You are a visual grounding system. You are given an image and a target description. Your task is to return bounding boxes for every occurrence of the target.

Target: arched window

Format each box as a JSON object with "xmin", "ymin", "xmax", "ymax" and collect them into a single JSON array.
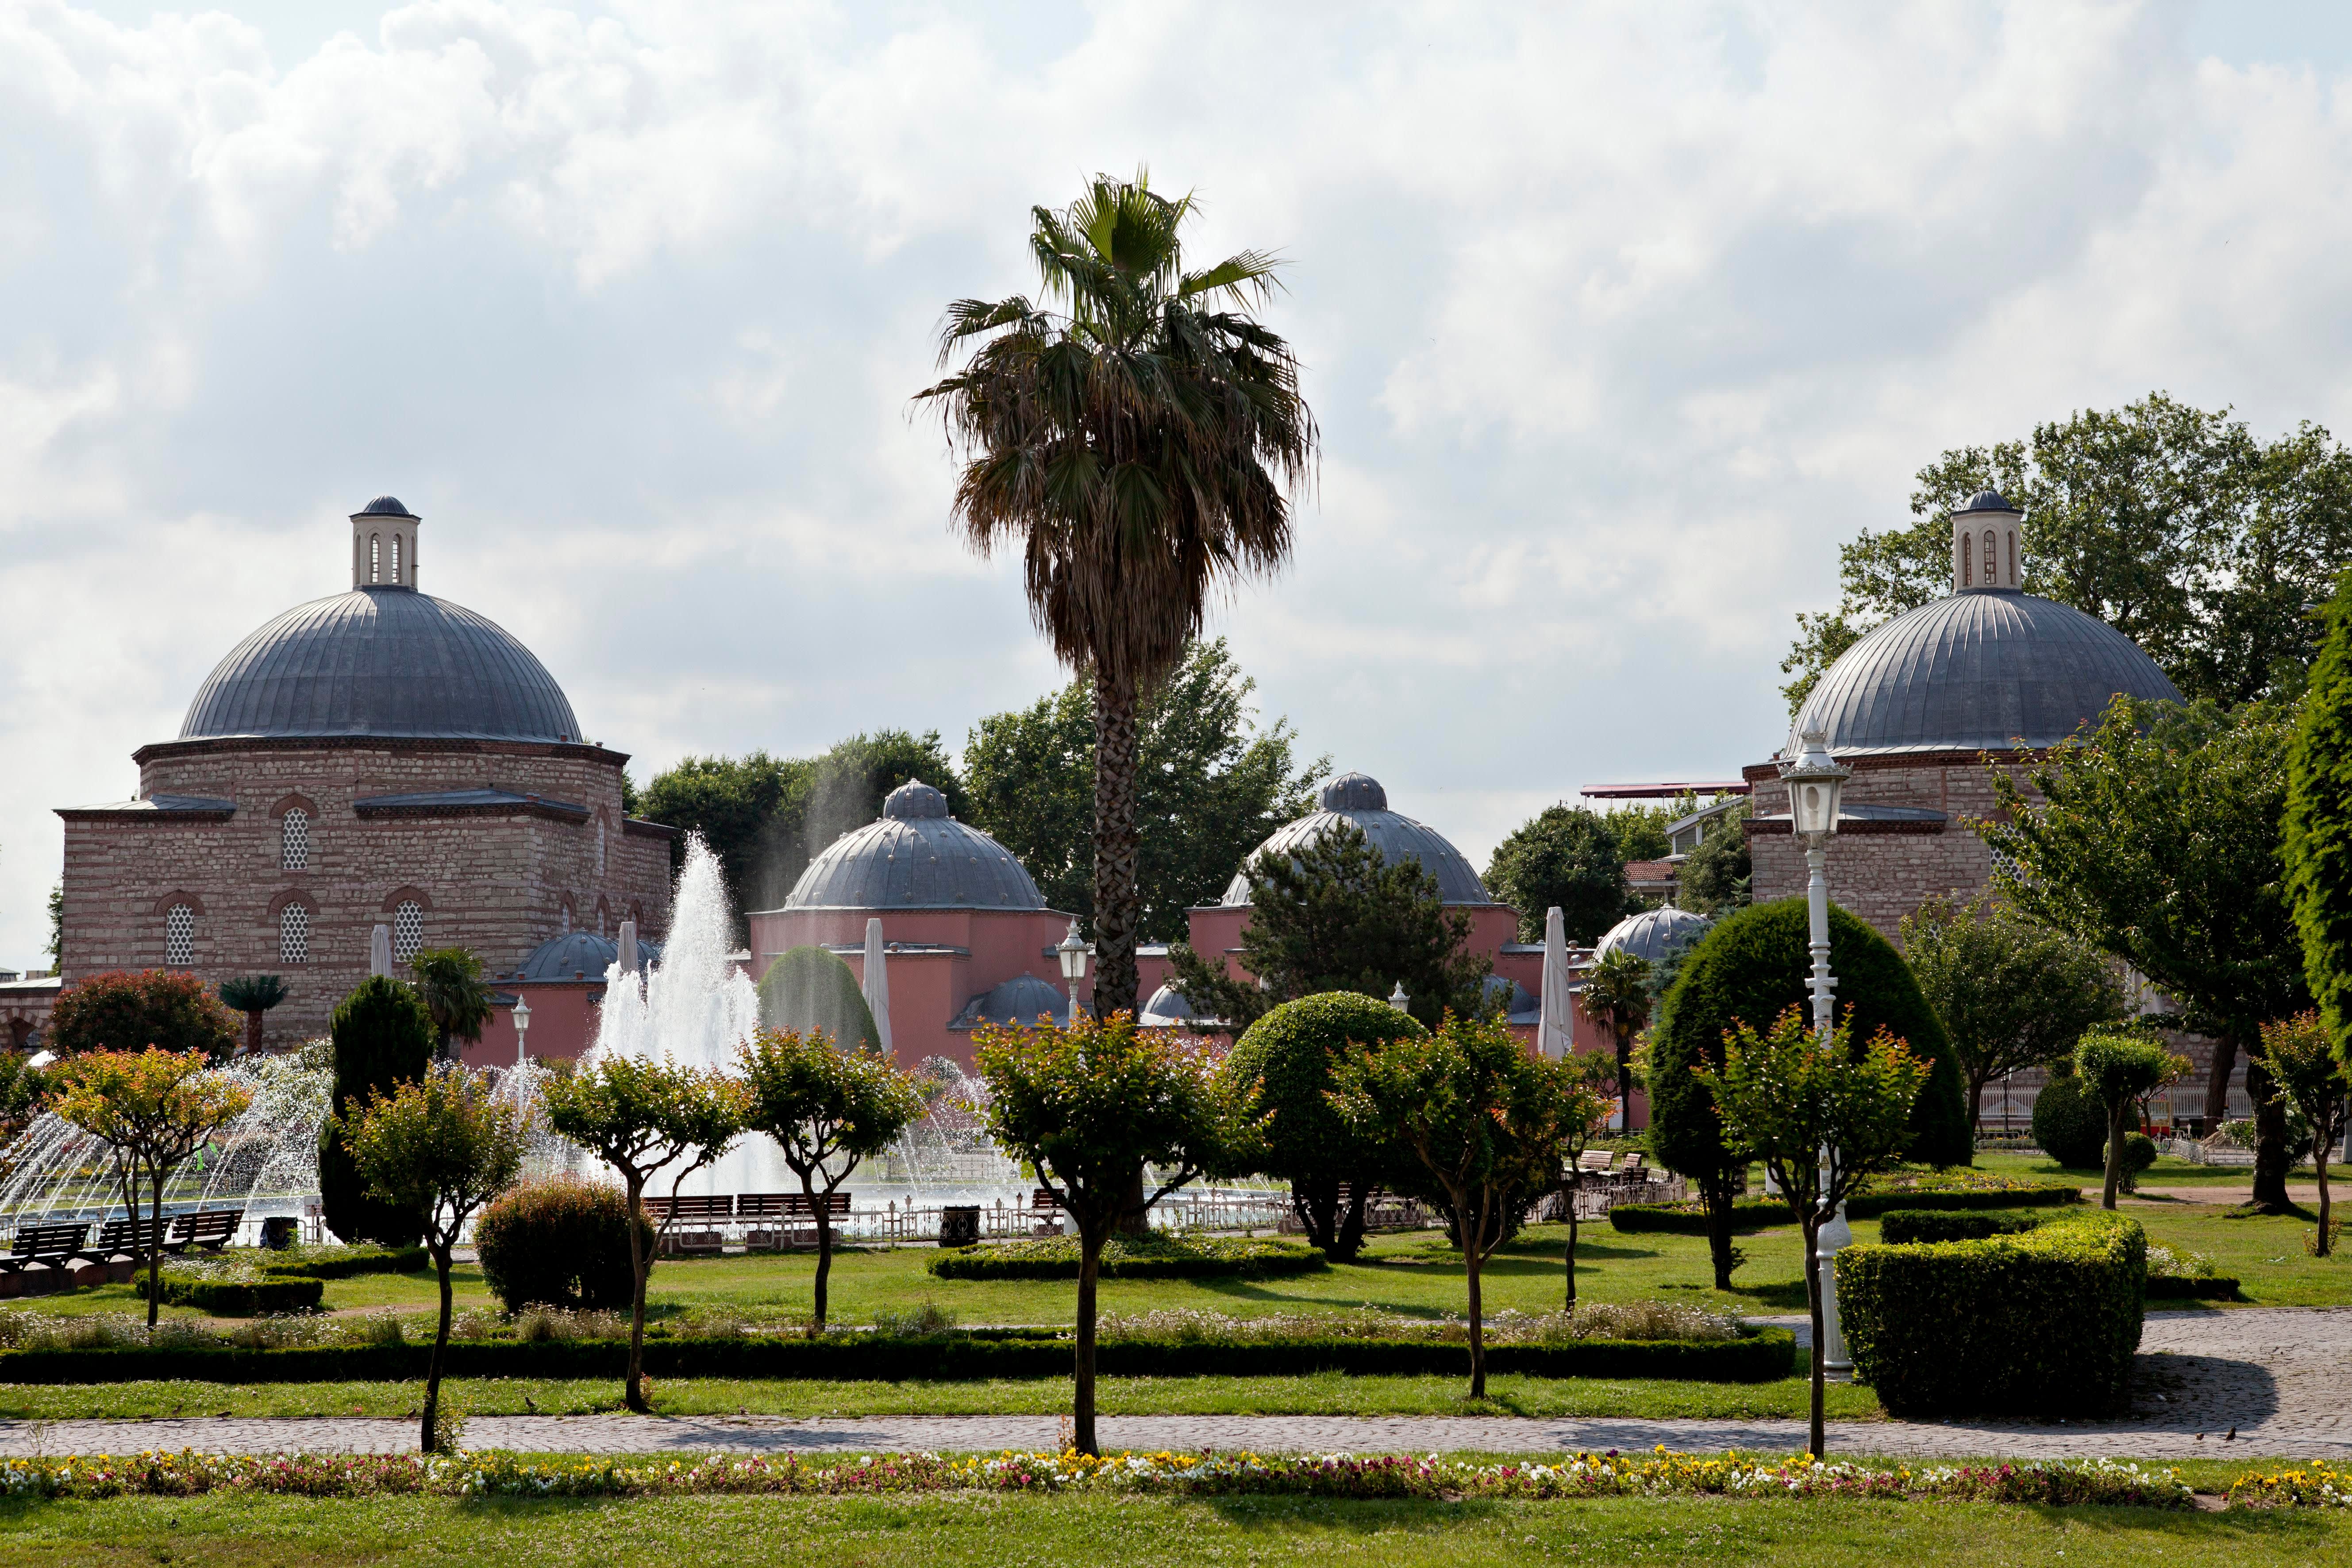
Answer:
[
  {"xmin": 165, "ymin": 904, "xmax": 195, "ymax": 967},
  {"xmin": 2007, "ymin": 530, "xmax": 2017, "ymax": 585},
  {"xmin": 393, "ymin": 900, "xmax": 423, "ymax": 961},
  {"xmin": 370, "ymin": 534, "xmax": 381, "ymax": 583},
  {"xmin": 281, "ymin": 808, "xmax": 310, "ymax": 871},
  {"xmin": 597, "ymin": 819, "xmax": 607, "ymax": 875},
  {"xmin": 1982, "ymin": 530, "xmax": 1996, "ymax": 582},
  {"xmin": 279, "ymin": 904, "xmax": 310, "ymax": 964},
  {"xmin": 561, "ymin": 902, "xmax": 573, "ymax": 935},
  {"xmin": 390, "ymin": 534, "xmax": 401, "ymax": 583},
  {"xmin": 1961, "ymin": 537, "xmax": 1972, "ymax": 586}
]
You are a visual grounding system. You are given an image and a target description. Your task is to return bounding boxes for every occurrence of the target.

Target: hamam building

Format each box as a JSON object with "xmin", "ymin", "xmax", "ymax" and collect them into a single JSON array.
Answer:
[{"xmin": 52, "ymin": 498, "xmax": 677, "ymax": 1047}]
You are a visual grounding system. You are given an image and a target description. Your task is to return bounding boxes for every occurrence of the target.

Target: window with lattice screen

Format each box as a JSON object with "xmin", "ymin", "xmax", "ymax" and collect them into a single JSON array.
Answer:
[
  {"xmin": 281, "ymin": 809, "xmax": 310, "ymax": 871},
  {"xmin": 393, "ymin": 900, "xmax": 423, "ymax": 961},
  {"xmin": 279, "ymin": 905, "xmax": 310, "ymax": 964},
  {"xmin": 165, "ymin": 904, "xmax": 194, "ymax": 966}
]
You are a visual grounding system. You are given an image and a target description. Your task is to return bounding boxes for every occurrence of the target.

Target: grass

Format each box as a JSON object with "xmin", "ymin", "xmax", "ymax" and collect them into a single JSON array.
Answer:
[
  {"xmin": 0, "ymin": 1493, "xmax": 2342, "ymax": 1567},
  {"xmin": 0, "ymin": 1370, "xmax": 1883, "ymax": 1422},
  {"xmin": 1968, "ymin": 1149, "xmax": 2329, "ymax": 1189}
]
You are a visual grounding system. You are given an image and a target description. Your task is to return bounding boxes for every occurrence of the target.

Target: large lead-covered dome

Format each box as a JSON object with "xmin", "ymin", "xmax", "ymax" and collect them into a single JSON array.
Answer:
[
  {"xmin": 180, "ymin": 588, "xmax": 581, "ymax": 743},
  {"xmin": 781, "ymin": 778, "xmax": 1045, "ymax": 911},
  {"xmin": 1222, "ymin": 771, "xmax": 1494, "ymax": 906},
  {"xmin": 1794, "ymin": 590, "xmax": 2182, "ymax": 757}
]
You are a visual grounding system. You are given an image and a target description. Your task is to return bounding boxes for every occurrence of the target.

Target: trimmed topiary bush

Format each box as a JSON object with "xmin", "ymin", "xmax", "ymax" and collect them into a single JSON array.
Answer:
[
  {"xmin": 756, "ymin": 947, "xmax": 882, "ymax": 1052},
  {"xmin": 1834, "ymin": 1208, "xmax": 2146, "ymax": 1418},
  {"xmin": 136, "ymin": 1271, "xmax": 325, "ymax": 1317},
  {"xmin": 474, "ymin": 1177, "xmax": 649, "ymax": 1313},
  {"xmin": 928, "ymin": 1234, "xmax": 1325, "ymax": 1281},
  {"xmin": 1876, "ymin": 1208, "xmax": 2045, "ymax": 1244},
  {"xmin": 2112, "ymin": 1130, "xmax": 2159, "ymax": 1174},
  {"xmin": 318, "ymin": 977, "xmax": 434, "ymax": 1247},
  {"xmin": 2030, "ymin": 1067, "xmax": 2108, "ymax": 1169}
]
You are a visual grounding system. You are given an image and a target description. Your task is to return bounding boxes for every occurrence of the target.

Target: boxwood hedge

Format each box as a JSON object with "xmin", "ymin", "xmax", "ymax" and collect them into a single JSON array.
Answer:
[
  {"xmin": 928, "ymin": 1236, "xmax": 1327, "ymax": 1281},
  {"xmin": 1834, "ymin": 1208, "xmax": 2145, "ymax": 1418},
  {"xmin": 134, "ymin": 1273, "xmax": 326, "ymax": 1317},
  {"xmin": 1876, "ymin": 1208, "xmax": 2044, "ymax": 1244}
]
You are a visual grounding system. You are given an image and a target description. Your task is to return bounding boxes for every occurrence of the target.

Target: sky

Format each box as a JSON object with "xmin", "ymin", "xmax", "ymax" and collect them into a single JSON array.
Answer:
[{"xmin": 7, "ymin": 0, "xmax": 2352, "ymax": 967}]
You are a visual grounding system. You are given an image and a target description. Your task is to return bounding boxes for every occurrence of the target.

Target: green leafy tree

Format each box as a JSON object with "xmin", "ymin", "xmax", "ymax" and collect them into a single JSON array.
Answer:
[
  {"xmin": 1605, "ymin": 806, "xmax": 1675, "ymax": 865},
  {"xmin": 0, "ymin": 1052, "xmax": 48, "ymax": 1146},
  {"xmin": 318, "ymin": 977, "xmax": 435, "ymax": 1247},
  {"xmin": 737, "ymin": 1027, "xmax": 925, "ymax": 1332},
  {"xmin": 1582, "ymin": 947, "xmax": 1653, "ymax": 1135},
  {"xmin": 964, "ymin": 639, "xmax": 1326, "ymax": 940},
  {"xmin": 1782, "ymin": 395, "xmax": 2352, "ymax": 710},
  {"xmin": 1327, "ymin": 1012, "xmax": 1568, "ymax": 1398},
  {"xmin": 1483, "ymin": 806, "xmax": 1632, "ymax": 944},
  {"xmin": 1698, "ymin": 1006, "xmax": 1929, "ymax": 1458},
  {"xmin": 47, "ymin": 971, "xmax": 238, "ymax": 1063},
  {"xmin": 2072, "ymin": 1030, "xmax": 2190, "ymax": 1210},
  {"xmin": 1166, "ymin": 819, "xmax": 1488, "ymax": 1032},
  {"xmin": 1988, "ymin": 696, "xmax": 2310, "ymax": 1210},
  {"xmin": 755, "ymin": 947, "xmax": 882, "ymax": 1053},
  {"xmin": 408, "ymin": 948, "xmax": 493, "ymax": 1062},
  {"xmin": 52, "ymin": 1048, "xmax": 252, "ymax": 1327},
  {"xmin": 1899, "ymin": 896, "xmax": 2126, "ymax": 1128},
  {"xmin": 1549, "ymin": 1049, "xmax": 1616, "ymax": 1311},
  {"xmin": 339, "ymin": 1063, "xmax": 525, "ymax": 1452},
  {"xmin": 1678, "ymin": 803, "xmax": 1752, "ymax": 917},
  {"xmin": 2258, "ymin": 1012, "xmax": 2348, "ymax": 1252},
  {"xmin": 972, "ymin": 1011, "xmax": 1230, "ymax": 1454},
  {"xmin": 540, "ymin": 1056, "xmax": 749, "ymax": 1412},
  {"xmin": 2285, "ymin": 570, "xmax": 2352, "ymax": 1082},
  {"xmin": 216, "ymin": 975, "xmax": 288, "ymax": 1057},
  {"xmin": 2029, "ymin": 1059, "xmax": 2110, "ymax": 1169},
  {"xmin": 1214, "ymin": 991, "xmax": 1422, "ymax": 1262},
  {"xmin": 1650, "ymin": 898, "xmax": 1970, "ymax": 1288},
  {"xmin": 917, "ymin": 171, "xmax": 1317, "ymax": 1021}
]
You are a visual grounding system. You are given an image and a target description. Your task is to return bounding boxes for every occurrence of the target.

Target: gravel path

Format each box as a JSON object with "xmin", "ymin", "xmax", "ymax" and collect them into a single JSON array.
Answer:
[{"xmin": 2, "ymin": 1307, "xmax": 2344, "ymax": 1462}]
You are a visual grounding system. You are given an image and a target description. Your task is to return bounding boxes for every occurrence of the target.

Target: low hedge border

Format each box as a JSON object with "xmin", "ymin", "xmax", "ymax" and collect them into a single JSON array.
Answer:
[
  {"xmin": 928, "ymin": 1239, "xmax": 1327, "ymax": 1281},
  {"xmin": 1610, "ymin": 1182, "xmax": 2081, "ymax": 1234},
  {"xmin": 1834, "ymin": 1209, "xmax": 2144, "ymax": 1419},
  {"xmin": 133, "ymin": 1275, "xmax": 325, "ymax": 1317},
  {"xmin": 1607, "ymin": 1199, "xmax": 1786, "ymax": 1235},
  {"xmin": 1876, "ymin": 1209, "xmax": 2046, "ymax": 1244},
  {"xmin": 2147, "ymin": 1275, "xmax": 2242, "ymax": 1300},
  {"xmin": 0, "ymin": 1326, "xmax": 1795, "ymax": 1386},
  {"xmin": 254, "ymin": 1245, "xmax": 426, "ymax": 1281}
]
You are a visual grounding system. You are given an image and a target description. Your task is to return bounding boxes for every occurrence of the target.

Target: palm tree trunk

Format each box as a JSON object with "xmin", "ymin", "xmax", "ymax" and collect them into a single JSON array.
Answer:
[{"xmin": 1091, "ymin": 667, "xmax": 1141, "ymax": 1020}]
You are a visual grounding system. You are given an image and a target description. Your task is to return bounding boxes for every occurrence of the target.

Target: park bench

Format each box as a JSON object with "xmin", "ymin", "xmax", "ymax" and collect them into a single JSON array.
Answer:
[
  {"xmin": 1030, "ymin": 1188, "xmax": 1068, "ymax": 1237},
  {"xmin": 86, "ymin": 1216, "xmax": 169, "ymax": 1282},
  {"xmin": 738, "ymin": 1192, "xmax": 850, "ymax": 1250},
  {"xmin": 648, "ymin": 1194, "xmax": 732, "ymax": 1256},
  {"xmin": 166, "ymin": 1209, "xmax": 241, "ymax": 1252},
  {"xmin": 0, "ymin": 1221, "xmax": 95, "ymax": 1296}
]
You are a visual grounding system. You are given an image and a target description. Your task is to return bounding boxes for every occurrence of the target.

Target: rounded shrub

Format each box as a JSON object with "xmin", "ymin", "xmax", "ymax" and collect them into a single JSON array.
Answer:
[
  {"xmin": 1650, "ymin": 897, "xmax": 1972, "ymax": 1184},
  {"xmin": 475, "ymin": 1177, "xmax": 651, "ymax": 1313},
  {"xmin": 318, "ymin": 976, "xmax": 434, "ymax": 1246},
  {"xmin": 757, "ymin": 946, "xmax": 882, "ymax": 1052},
  {"xmin": 2112, "ymin": 1130, "xmax": 2159, "ymax": 1174},
  {"xmin": 2030, "ymin": 1070, "xmax": 2108, "ymax": 1169}
]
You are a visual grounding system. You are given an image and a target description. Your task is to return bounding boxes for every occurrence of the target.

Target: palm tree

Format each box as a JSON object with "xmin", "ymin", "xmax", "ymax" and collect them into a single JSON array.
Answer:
[
  {"xmin": 1582, "ymin": 948, "xmax": 1654, "ymax": 1133},
  {"xmin": 217, "ymin": 975, "xmax": 288, "ymax": 1056},
  {"xmin": 916, "ymin": 172, "xmax": 1317, "ymax": 1017},
  {"xmin": 408, "ymin": 948, "xmax": 494, "ymax": 1062}
]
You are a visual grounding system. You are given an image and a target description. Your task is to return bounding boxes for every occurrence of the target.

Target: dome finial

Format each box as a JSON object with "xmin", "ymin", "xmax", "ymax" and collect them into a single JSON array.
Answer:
[{"xmin": 351, "ymin": 496, "xmax": 421, "ymax": 591}]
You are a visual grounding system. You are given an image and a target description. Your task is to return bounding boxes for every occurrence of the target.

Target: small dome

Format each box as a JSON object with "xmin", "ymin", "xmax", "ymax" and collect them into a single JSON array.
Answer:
[
  {"xmin": 957, "ymin": 972, "xmax": 1067, "ymax": 1029},
  {"xmin": 1596, "ymin": 905, "xmax": 1712, "ymax": 966},
  {"xmin": 1480, "ymin": 974, "xmax": 1540, "ymax": 1025},
  {"xmin": 1223, "ymin": 771, "xmax": 1492, "ymax": 906},
  {"xmin": 180, "ymin": 589, "xmax": 581, "ymax": 743},
  {"xmin": 354, "ymin": 495, "xmax": 419, "ymax": 520},
  {"xmin": 1140, "ymin": 984, "xmax": 1195, "ymax": 1026},
  {"xmin": 513, "ymin": 930, "xmax": 663, "ymax": 981},
  {"xmin": 883, "ymin": 779, "xmax": 951, "ymax": 820},
  {"xmin": 1957, "ymin": 489, "xmax": 2020, "ymax": 515}
]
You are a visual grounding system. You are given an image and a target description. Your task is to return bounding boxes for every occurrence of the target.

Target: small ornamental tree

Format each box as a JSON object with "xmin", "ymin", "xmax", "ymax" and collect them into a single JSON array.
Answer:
[
  {"xmin": 1582, "ymin": 947, "xmax": 1653, "ymax": 1133},
  {"xmin": 738, "ymin": 1027, "xmax": 924, "ymax": 1332},
  {"xmin": 319, "ymin": 977, "xmax": 435, "ymax": 1246},
  {"xmin": 340, "ymin": 1063, "xmax": 525, "ymax": 1452},
  {"xmin": 1697, "ymin": 1006, "xmax": 1928, "ymax": 1459},
  {"xmin": 51, "ymin": 1048, "xmax": 253, "ymax": 1327},
  {"xmin": 1327, "ymin": 1012, "xmax": 1568, "ymax": 1398},
  {"xmin": 540, "ymin": 1055, "xmax": 749, "ymax": 1412},
  {"xmin": 216, "ymin": 975, "xmax": 288, "ymax": 1057},
  {"xmin": 973, "ymin": 1012, "xmax": 1232, "ymax": 1455},
  {"xmin": 48, "ymin": 971, "xmax": 239, "ymax": 1063},
  {"xmin": 755, "ymin": 947, "xmax": 884, "ymax": 1053},
  {"xmin": 1215, "ymin": 991, "xmax": 1421, "ymax": 1262},
  {"xmin": 409, "ymin": 948, "xmax": 494, "ymax": 1062},
  {"xmin": 2259, "ymin": 1012, "xmax": 2349, "ymax": 1252},
  {"xmin": 0, "ymin": 1052, "xmax": 50, "ymax": 1145},
  {"xmin": 1550, "ymin": 1049, "xmax": 1616, "ymax": 1310},
  {"xmin": 2073, "ymin": 1030, "xmax": 2190, "ymax": 1210}
]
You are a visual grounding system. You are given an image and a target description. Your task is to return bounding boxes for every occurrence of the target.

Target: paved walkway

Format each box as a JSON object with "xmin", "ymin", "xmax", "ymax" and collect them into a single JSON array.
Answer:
[{"xmin": 2, "ymin": 1309, "xmax": 2344, "ymax": 1462}]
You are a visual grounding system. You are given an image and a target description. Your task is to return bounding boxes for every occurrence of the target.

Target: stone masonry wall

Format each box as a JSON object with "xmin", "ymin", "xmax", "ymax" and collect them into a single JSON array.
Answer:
[{"xmin": 59, "ymin": 738, "xmax": 671, "ymax": 1048}]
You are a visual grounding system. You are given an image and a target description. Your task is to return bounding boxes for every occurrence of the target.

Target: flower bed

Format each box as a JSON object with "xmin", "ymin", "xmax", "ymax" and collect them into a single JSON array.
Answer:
[
  {"xmin": 928, "ymin": 1234, "xmax": 1325, "ymax": 1281},
  {"xmin": 0, "ymin": 1447, "xmax": 2194, "ymax": 1508},
  {"xmin": 2228, "ymin": 1462, "xmax": 2352, "ymax": 1509}
]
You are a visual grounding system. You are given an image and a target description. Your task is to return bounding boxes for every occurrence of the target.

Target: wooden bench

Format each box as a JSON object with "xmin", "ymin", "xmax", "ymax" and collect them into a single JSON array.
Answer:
[
  {"xmin": 1, "ymin": 1222, "xmax": 94, "ymax": 1296},
  {"xmin": 87, "ymin": 1217, "xmax": 168, "ymax": 1282},
  {"xmin": 167, "ymin": 1209, "xmax": 242, "ymax": 1252},
  {"xmin": 737, "ymin": 1192, "xmax": 850, "ymax": 1219},
  {"xmin": 648, "ymin": 1193, "xmax": 732, "ymax": 1256},
  {"xmin": 1030, "ymin": 1188, "xmax": 1068, "ymax": 1237}
]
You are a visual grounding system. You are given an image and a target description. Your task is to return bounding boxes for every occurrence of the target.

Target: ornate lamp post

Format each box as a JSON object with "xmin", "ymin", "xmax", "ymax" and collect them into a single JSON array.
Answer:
[
  {"xmin": 1388, "ymin": 981, "xmax": 1410, "ymax": 1013},
  {"xmin": 1057, "ymin": 921, "xmax": 1089, "ymax": 1028},
  {"xmin": 1778, "ymin": 725, "xmax": 1855, "ymax": 1377},
  {"xmin": 511, "ymin": 997, "xmax": 531, "ymax": 1068}
]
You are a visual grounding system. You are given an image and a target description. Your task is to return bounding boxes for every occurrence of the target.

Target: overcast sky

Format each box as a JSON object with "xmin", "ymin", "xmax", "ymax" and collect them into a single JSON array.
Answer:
[{"xmin": 6, "ymin": 0, "xmax": 2352, "ymax": 967}]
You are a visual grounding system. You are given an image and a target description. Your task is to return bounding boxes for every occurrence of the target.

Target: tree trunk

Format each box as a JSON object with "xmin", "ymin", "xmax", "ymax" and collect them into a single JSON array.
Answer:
[
  {"xmin": 1466, "ymin": 1188, "xmax": 1490, "ymax": 1400},
  {"xmin": 244, "ymin": 1009, "xmax": 264, "ymax": 1057},
  {"xmin": 423, "ymin": 1241, "xmax": 454, "ymax": 1453},
  {"xmin": 2102, "ymin": 1098, "xmax": 2126, "ymax": 1210},
  {"xmin": 1563, "ymin": 1175, "xmax": 1581, "ymax": 1312},
  {"xmin": 2247, "ymin": 1056, "xmax": 2294, "ymax": 1213},
  {"xmin": 1290, "ymin": 1178, "xmax": 1368, "ymax": 1262},
  {"xmin": 1091, "ymin": 667, "xmax": 1141, "ymax": 1020},
  {"xmin": 1699, "ymin": 1171, "xmax": 1738, "ymax": 1290},
  {"xmin": 1615, "ymin": 1027, "xmax": 1633, "ymax": 1134},
  {"xmin": 2203, "ymin": 1032, "xmax": 2239, "ymax": 1126},
  {"xmin": 1802, "ymin": 1211, "xmax": 1825, "ymax": 1460},
  {"xmin": 1966, "ymin": 1072, "xmax": 1988, "ymax": 1138},
  {"xmin": 143, "ymin": 1160, "xmax": 164, "ymax": 1331},
  {"xmin": 812, "ymin": 1192, "xmax": 835, "ymax": 1336},
  {"xmin": 1335, "ymin": 1184, "xmax": 1371, "ymax": 1263},
  {"xmin": 1073, "ymin": 1224, "xmax": 1103, "ymax": 1456},
  {"xmin": 2317, "ymin": 1126, "xmax": 2334, "ymax": 1258},
  {"xmin": 624, "ymin": 1174, "xmax": 651, "ymax": 1413},
  {"xmin": 1117, "ymin": 1169, "xmax": 1151, "ymax": 1239}
]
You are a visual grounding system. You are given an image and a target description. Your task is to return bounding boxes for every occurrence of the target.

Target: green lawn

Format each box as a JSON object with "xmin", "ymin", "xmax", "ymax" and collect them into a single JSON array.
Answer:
[
  {"xmin": 0, "ymin": 1493, "xmax": 2342, "ymax": 1568},
  {"xmin": 1968, "ymin": 1149, "xmax": 2330, "ymax": 1189}
]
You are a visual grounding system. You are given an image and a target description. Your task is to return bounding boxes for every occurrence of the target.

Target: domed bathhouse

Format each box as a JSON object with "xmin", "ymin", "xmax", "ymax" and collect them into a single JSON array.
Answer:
[
  {"xmin": 52, "ymin": 498, "xmax": 678, "ymax": 1051},
  {"xmin": 1745, "ymin": 490, "xmax": 2183, "ymax": 939}
]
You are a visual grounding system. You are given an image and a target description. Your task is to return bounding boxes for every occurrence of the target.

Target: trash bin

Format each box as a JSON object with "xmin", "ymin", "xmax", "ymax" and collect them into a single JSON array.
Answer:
[
  {"xmin": 939, "ymin": 1206, "xmax": 981, "ymax": 1247},
  {"xmin": 261, "ymin": 1216, "xmax": 298, "ymax": 1251}
]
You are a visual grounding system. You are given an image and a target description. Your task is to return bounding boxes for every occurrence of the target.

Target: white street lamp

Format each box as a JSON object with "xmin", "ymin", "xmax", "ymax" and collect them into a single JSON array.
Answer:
[
  {"xmin": 1056, "ymin": 920, "xmax": 1089, "ymax": 1028},
  {"xmin": 1777, "ymin": 724, "xmax": 1855, "ymax": 1378},
  {"xmin": 511, "ymin": 997, "xmax": 531, "ymax": 1068}
]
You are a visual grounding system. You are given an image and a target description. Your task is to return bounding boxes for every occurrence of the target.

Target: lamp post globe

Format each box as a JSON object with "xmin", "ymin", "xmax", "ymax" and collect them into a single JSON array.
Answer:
[
  {"xmin": 1057, "ymin": 920, "xmax": 1089, "ymax": 1028},
  {"xmin": 511, "ymin": 997, "xmax": 531, "ymax": 1068}
]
